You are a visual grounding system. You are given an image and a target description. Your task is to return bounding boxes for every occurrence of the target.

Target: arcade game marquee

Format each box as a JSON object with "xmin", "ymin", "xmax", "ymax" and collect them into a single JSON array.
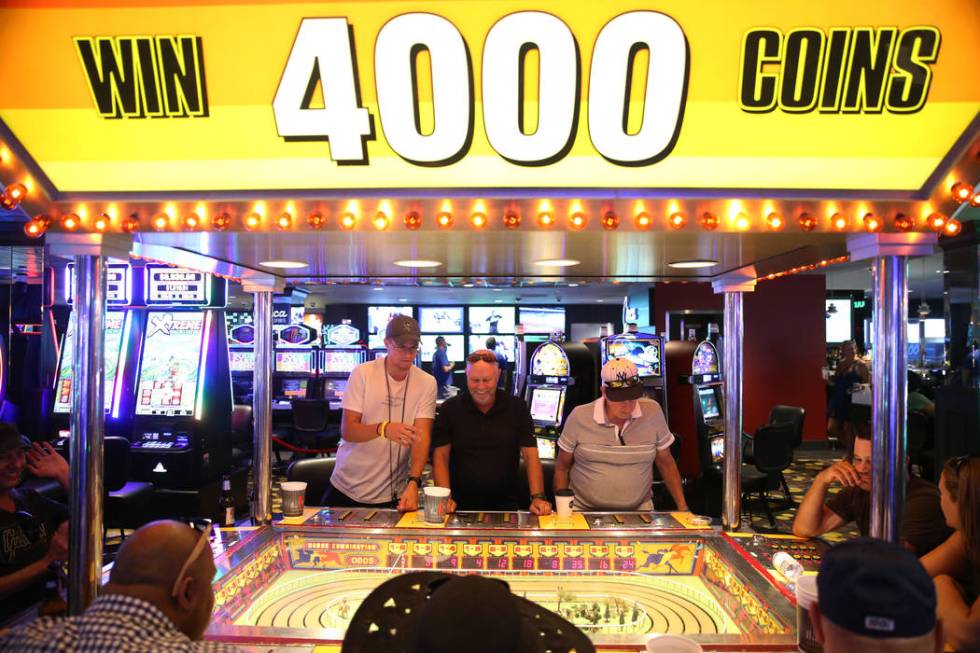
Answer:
[{"xmin": 203, "ymin": 512, "xmax": 808, "ymax": 651}]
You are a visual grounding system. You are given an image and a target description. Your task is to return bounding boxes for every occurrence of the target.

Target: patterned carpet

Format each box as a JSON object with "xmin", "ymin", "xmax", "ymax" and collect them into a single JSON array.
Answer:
[{"xmin": 745, "ymin": 456, "xmax": 860, "ymax": 543}]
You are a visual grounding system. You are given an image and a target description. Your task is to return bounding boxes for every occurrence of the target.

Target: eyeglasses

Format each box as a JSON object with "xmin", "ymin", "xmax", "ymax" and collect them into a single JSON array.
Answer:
[
  {"xmin": 170, "ymin": 518, "xmax": 212, "ymax": 599},
  {"xmin": 603, "ymin": 376, "xmax": 642, "ymax": 389},
  {"xmin": 951, "ymin": 454, "xmax": 980, "ymax": 476},
  {"xmin": 390, "ymin": 342, "xmax": 420, "ymax": 354},
  {"xmin": 466, "ymin": 351, "xmax": 498, "ymax": 364}
]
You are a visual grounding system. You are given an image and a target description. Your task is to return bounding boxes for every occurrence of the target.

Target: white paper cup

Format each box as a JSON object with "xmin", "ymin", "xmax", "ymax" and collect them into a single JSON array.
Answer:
[
  {"xmin": 280, "ymin": 481, "xmax": 307, "ymax": 517},
  {"xmin": 645, "ymin": 634, "xmax": 702, "ymax": 652},
  {"xmin": 423, "ymin": 486, "xmax": 451, "ymax": 523},
  {"xmin": 795, "ymin": 574, "xmax": 822, "ymax": 652},
  {"xmin": 555, "ymin": 489, "xmax": 574, "ymax": 518}
]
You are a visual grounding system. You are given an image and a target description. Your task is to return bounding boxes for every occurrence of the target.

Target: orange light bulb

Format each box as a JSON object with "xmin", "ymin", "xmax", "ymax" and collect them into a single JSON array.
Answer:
[
  {"xmin": 668, "ymin": 212, "xmax": 687, "ymax": 230},
  {"xmin": 569, "ymin": 212, "xmax": 587, "ymax": 230},
  {"xmin": 372, "ymin": 212, "xmax": 390, "ymax": 230},
  {"xmin": 152, "ymin": 213, "xmax": 169, "ymax": 231},
  {"xmin": 970, "ymin": 192, "xmax": 980, "ymax": 208},
  {"xmin": 503, "ymin": 211, "xmax": 521, "ymax": 229},
  {"xmin": 23, "ymin": 218, "xmax": 46, "ymax": 238},
  {"xmin": 182, "ymin": 213, "xmax": 200, "ymax": 230},
  {"xmin": 94, "ymin": 213, "xmax": 110, "ymax": 231},
  {"xmin": 436, "ymin": 211, "xmax": 454, "ymax": 228},
  {"xmin": 735, "ymin": 213, "xmax": 751, "ymax": 231},
  {"xmin": 1, "ymin": 183, "xmax": 27, "ymax": 209},
  {"xmin": 927, "ymin": 212, "xmax": 947, "ymax": 231},
  {"xmin": 122, "ymin": 214, "xmax": 141, "ymax": 233},
  {"xmin": 307, "ymin": 211, "xmax": 325, "ymax": 229},
  {"xmin": 798, "ymin": 212, "xmax": 816, "ymax": 232},
  {"xmin": 700, "ymin": 212, "xmax": 719, "ymax": 231},
  {"xmin": 862, "ymin": 213, "xmax": 881, "ymax": 232},
  {"xmin": 943, "ymin": 219, "xmax": 962, "ymax": 237},
  {"xmin": 765, "ymin": 212, "xmax": 783, "ymax": 231},
  {"xmin": 338, "ymin": 212, "xmax": 356, "ymax": 230},
  {"xmin": 537, "ymin": 212, "xmax": 555, "ymax": 227},
  {"xmin": 634, "ymin": 212, "xmax": 652, "ymax": 229},
  {"xmin": 211, "ymin": 212, "xmax": 231, "ymax": 231},
  {"xmin": 403, "ymin": 211, "xmax": 422, "ymax": 230},
  {"xmin": 277, "ymin": 212, "xmax": 293, "ymax": 230},
  {"xmin": 470, "ymin": 212, "xmax": 487, "ymax": 229},
  {"xmin": 244, "ymin": 212, "xmax": 262, "ymax": 230},
  {"xmin": 831, "ymin": 213, "xmax": 847, "ymax": 230},
  {"xmin": 950, "ymin": 181, "xmax": 972, "ymax": 203},
  {"xmin": 893, "ymin": 213, "xmax": 914, "ymax": 231},
  {"xmin": 601, "ymin": 211, "xmax": 619, "ymax": 230}
]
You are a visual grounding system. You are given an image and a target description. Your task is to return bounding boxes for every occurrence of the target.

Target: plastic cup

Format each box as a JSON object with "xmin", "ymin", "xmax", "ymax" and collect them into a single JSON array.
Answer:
[
  {"xmin": 423, "ymin": 486, "xmax": 451, "ymax": 523},
  {"xmin": 645, "ymin": 634, "xmax": 702, "ymax": 652},
  {"xmin": 795, "ymin": 574, "xmax": 822, "ymax": 652},
  {"xmin": 555, "ymin": 489, "xmax": 574, "ymax": 518},
  {"xmin": 280, "ymin": 481, "xmax": 307, "ymax": 517}
]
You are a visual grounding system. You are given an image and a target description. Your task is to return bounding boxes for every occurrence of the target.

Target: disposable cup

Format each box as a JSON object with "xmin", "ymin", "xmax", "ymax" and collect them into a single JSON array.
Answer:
[
  {"xmin": 555, "ymin": 489, "xmax": 574, "ymax": 518},
  {"xmin": 645, "ymin": 634, "xmax": 702, "ymax": 652},
  {"xmin": 423, "ymin": 486, "xmax": 451, "ymax": 523},
  {"xmin": 280, "ymin": 481, "xmax": 307, "ymax": 517},
  {"xmin": 795, "ymin": 574, "xmax": 822, "ymax": 652}
]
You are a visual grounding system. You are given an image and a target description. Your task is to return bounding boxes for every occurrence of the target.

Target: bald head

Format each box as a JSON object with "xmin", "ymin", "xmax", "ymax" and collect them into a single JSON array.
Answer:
[{"xmin": 110, "ymin": 520, "xmax": 204, "ymax": 587}]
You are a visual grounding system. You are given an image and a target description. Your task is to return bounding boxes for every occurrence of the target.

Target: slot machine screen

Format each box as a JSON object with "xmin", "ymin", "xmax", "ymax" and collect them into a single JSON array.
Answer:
[
  {"xmin": 279, "ymin": 378, "xmax": 308, "ymax": 399},
  {"xmin": 323, "ymin": 378, "xmax": 348, "ymax": 401},
  {"xmin": 710, "ymin": 436, "xmax": 724, "ymax": 463},
  {"xmin": 135, "ymin": 312, "xmax": 206, "ymax": 417},
  {"xmin": 54, "ymin": 312, "xmax": 127, "ymax": 413},
  {"xmin": 604, "ymin": 336, "xmax": 662, "ymax": 378},
  {"xmin": 530, "ymin": 387, "xmax": 563, "ymax": 424},
  {"xmin": 228, "ymin": 350, "xmax": 254, "ymax": 372},
  {"xmin": 322, "ymin": 349, "xmax": 363, "ymax": 374},
  {"xmin": 698, "ymin": 387, "xmax": 721, "ymax": 420},
  {"xmin": 530, "ymin": 343, "xmax": 569, "ymax": 377},
  {"xmin": 537, "ymin": 438, "xmax": 557, "ymax": 460},
  {"xmin": 275, "ymin": 351, "xmax": 313, "ymax": 373}
]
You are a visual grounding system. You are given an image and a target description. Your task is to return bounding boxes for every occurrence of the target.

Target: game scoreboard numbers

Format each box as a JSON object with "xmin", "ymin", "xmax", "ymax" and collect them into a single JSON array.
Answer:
[
  {"xmin": 66, "ymin": 263, "xmax": 131, "ymax": 306},
  {"xmin": 145, "ymin": 266, "xmax": 211, "ymax": 305}
]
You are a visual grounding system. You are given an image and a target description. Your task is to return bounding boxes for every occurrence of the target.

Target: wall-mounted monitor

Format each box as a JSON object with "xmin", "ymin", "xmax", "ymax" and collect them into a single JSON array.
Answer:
[
  {"xmin": 419, "ymin": 306, "xmax": 464, "ymax": 333},
  {"xmin": 469, "ymin": 306, "xmax": 515, "ymax": 334},
  {"xmin": 923, "ymin": 318, "xmax": 945, "ymax": 340},
  {"xmin": 519, "ymin": 307, "xmax": 566, "ymax": 334},
  {"xmin": 467, "ymin": 335, "xmax": 516, "ymax": 363},
  {"xmin": 420, "ymin": 335, "xmax": 465, "ymax": 362},
  {"xmin": 825, "ymin": 299, "xmax": 852, "ymax": 343},
  {"xmin": 368, "ymin": 306, "xmax": 414, "ymax": 349}
]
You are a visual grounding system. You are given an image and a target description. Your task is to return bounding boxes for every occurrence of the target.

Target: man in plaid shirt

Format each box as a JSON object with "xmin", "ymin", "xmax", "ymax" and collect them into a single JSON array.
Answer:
[{"xmin": 0, "ymin": 520, "xmax": 241, "ymax": 652}]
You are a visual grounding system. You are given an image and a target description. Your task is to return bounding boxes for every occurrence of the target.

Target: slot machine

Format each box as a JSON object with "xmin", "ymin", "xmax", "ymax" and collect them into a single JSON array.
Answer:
[
  {"xmin": 272, "ymin": 323, "xmax": 318, "ymax": 412},
  {"xmin": 320, "ymin": 322, "xmax": 365, "ymax": 410},
  {"xmin": 226, "ymin": 312, "xmax": 256, "ymax": 405},
  {"xmin": 129, "ymin": 265, "xmax": 232, "ymax": 490},
  {"xmin": 523, "ymin": 339, "xmax": 595, "ymax": 460},
  {"xmin": 50, "ymin": 262, "xmax": 142, "ymax": 442}
]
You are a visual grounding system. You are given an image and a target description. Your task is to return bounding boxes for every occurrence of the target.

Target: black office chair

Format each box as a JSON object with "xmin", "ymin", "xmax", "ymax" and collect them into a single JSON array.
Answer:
[
  {"xmin": 103, "ymin": 436, "xmax": 154, "ymax": 538},
  {"xmin": 273, "ymin": 399, "xmax": 338, "ymax": 465},
  {"xmin": 287, "ymin": 457, "xmax": 336, "ymax": 506},
  {"xmin": 741, "ymin": 422, "xmax": 796, "ymax": 527},
  {"xmin": 769, "ymin": 405, "xmax": 806, "ymax": 450}
]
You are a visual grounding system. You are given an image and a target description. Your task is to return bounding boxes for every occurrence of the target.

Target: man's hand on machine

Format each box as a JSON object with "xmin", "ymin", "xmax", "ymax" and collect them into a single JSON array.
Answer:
[
  {"xmin": 397, "ymin": 485, "xmax": 419, "ymax": 512},
  {"xmin": 817, "ymin": 459, "xmax": 862, "ymax": 488},
  {"xmin": 386, "ymin": 423, "xmax": 419, "ymax": 447},
  {"xmin": 529, "ymin": 498, "xmax": 552, "ymax": 516}
]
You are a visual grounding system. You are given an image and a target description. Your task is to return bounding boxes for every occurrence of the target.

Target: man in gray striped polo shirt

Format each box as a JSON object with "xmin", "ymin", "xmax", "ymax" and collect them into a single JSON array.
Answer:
[{"xmin": 554, "ymin": 358, "xmax": 687, "ymax": 512}]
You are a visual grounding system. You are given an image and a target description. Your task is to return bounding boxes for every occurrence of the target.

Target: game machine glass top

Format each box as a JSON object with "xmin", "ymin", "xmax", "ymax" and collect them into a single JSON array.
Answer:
[{"xmin": 54, "ymin": 312, "xmax": 128, "ymax": 414}]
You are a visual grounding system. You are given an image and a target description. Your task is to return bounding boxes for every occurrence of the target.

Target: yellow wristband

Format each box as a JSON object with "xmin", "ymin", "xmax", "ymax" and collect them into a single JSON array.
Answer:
[{"xmin": 379, "ymin": 420, "xmax": 389, "ymax": 439}]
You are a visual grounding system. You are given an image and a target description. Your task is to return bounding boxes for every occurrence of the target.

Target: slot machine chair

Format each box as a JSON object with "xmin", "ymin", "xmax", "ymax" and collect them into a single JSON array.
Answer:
[
  {"xmin": 291, "ymin": 398, "xmax": 339, "ymax": 450},
  {"xmin": 102, "ymin": 436, "xmax": 155, "ymax": 538},
  {"xmin": 744, "ymin": 405, "xmax": 805, "ymax": 464},
  {"xmin": 740, "ymin": 422, "xmax": 797, "ymax": 527},
  {"xmin": 287, "ymin": 456, "xmax": 336, "ymax": 507}
]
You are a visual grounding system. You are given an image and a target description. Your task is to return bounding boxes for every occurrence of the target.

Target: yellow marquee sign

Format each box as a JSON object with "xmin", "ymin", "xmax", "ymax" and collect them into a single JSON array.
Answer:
[{"xmin": 0, "ymin": 0, "xmax": 977, "ymax": 195}]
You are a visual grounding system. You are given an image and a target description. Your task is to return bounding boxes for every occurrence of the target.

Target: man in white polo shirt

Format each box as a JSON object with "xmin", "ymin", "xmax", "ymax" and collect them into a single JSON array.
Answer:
[
  {"xmin": 554, "ymin": 358, "xmax": 687, "ymax": 512},
  {"xmin": 323, "ymin": 315, "xmax": 437, "ymax": 511}
]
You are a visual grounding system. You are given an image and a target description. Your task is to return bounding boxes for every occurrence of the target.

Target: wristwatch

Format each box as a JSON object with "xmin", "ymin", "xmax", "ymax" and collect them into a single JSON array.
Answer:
[
  {"xmin": 406, "ymin": 476, "xmax": 423, "ymax": 487},
  {"xmin": 531, "ymin": 493, "xmax": 548, "ymax": 501}
]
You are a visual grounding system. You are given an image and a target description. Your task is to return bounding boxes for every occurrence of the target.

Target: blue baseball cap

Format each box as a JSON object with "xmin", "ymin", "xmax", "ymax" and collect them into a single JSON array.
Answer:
[{"xmin": 817, "ymin": 538, "xmax": 936, "ymax": 639}]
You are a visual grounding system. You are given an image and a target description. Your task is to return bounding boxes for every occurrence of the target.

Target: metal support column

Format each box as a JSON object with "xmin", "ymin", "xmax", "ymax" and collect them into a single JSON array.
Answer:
[
  {"xmin": 251, "ymin": 291, "xmax": 273, "ymax": 524},
  {"xmin": 847, "ymin": 233, "xmax": 935, "ymax": 544},
  {"xmin": 68, "ymin": 255, "xmax": 106, "ymax": 613},
  {"xmin": 870, "ymin": 256, "xmax": 908, "ymax": 542},
  {"xmin": 712, "ymin": 269, "xmax": 755, "ymax": 532}
]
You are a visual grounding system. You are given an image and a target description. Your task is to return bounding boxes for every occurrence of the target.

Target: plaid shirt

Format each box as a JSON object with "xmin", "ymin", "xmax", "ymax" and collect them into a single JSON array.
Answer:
[{"xmin": 0, "ymin": 594, "xmax": 242, "ymax": 652}]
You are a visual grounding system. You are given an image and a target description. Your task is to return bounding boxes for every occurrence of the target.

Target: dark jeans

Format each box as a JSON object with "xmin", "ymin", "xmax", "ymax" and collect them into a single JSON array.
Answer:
[{"xmin": 321, "ymin": 482, "xmax": 397, "ymax": 509}]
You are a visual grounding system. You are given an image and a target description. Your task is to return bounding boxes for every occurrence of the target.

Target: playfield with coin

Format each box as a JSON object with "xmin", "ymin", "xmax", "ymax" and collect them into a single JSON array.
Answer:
[{"xmin": 207, "ymin": 523, "xmax": 799, "ymax": 650}]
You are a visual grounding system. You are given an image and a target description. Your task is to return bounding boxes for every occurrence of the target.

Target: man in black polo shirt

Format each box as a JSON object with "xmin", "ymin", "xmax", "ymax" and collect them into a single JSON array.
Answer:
[{"xmin": 432, "ymin": 350, "xmax": 552, "ymax": 514}]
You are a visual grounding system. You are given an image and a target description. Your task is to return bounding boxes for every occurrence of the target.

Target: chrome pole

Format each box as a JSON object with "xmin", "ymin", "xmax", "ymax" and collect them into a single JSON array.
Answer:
[
  {"xmin": 251, "ymin": 291, "xmax": 273, "ymax": 524},
  {"xmin": 721, "ymin": 291, "xmax": 744, "ymax": 530},
  {"xmin": 870, "ymin": 256, "xmax": 907, "ymax": 543},
  {"xmin": 68, "ymin": 255, "xmax": 105, "ymax": 613}
]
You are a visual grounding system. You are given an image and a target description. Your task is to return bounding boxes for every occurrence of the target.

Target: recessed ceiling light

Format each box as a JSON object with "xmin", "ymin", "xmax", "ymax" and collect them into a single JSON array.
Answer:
[
  {"xmin": 393, "ymin": 259, "xmax": 442, "ymax": 268},
  {"xmin": 596, "ymin": 299, "xmax": 604, "ymax": 303},
  {"xmin": 258, "ymin": 260, "xmax": 307, "ymax": 269},
  {"xmin": 398, "ymin": 298, "xmax": 408, "ymax": 302},
  {"xmin": 463, "ymin": 283, "xmax": 474, "ymax": 288},
  {"xmin": 494, "ymin": 299, "xmax": 503, "ymax": 303},
  {"xmin": 492, "ymin": 288, "xmax": 502, "ymax": 292},
  {"xmin": 372, "ymin": 286, "xmax": 384, "ymax": 291},
  {"xmin": 534, "ymin": 258, "xmax": 581, "ymax": 267},
  {"xmin": 667, "ymin": 259, "xmax": 718, "ymax": 269},
  {"xmin": 568, "ymin": 283, "xmax": 579, "ymax": 287}
]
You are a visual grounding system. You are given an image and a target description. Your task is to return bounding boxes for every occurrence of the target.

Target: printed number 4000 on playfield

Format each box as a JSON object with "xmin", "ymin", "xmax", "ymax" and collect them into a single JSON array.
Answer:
[{"xmin": 273, "ymin": 12, "xmax": 688, "ymax": 167}]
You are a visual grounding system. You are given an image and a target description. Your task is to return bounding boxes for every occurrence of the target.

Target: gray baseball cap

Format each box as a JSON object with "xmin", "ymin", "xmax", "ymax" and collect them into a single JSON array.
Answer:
[
  {"xmin": 0, "ymin": 422, "xmax": 31, "ymax": 455},
  {"xmin": 385, "ymin": 315, "xmax": 421, "ymax": 347}
]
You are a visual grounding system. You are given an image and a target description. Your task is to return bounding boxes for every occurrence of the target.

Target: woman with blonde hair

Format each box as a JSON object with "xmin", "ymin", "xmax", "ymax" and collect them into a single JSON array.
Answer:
[{"xmin": 921, "ymin": 456, "xmax": 980, "ymax": 652}]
